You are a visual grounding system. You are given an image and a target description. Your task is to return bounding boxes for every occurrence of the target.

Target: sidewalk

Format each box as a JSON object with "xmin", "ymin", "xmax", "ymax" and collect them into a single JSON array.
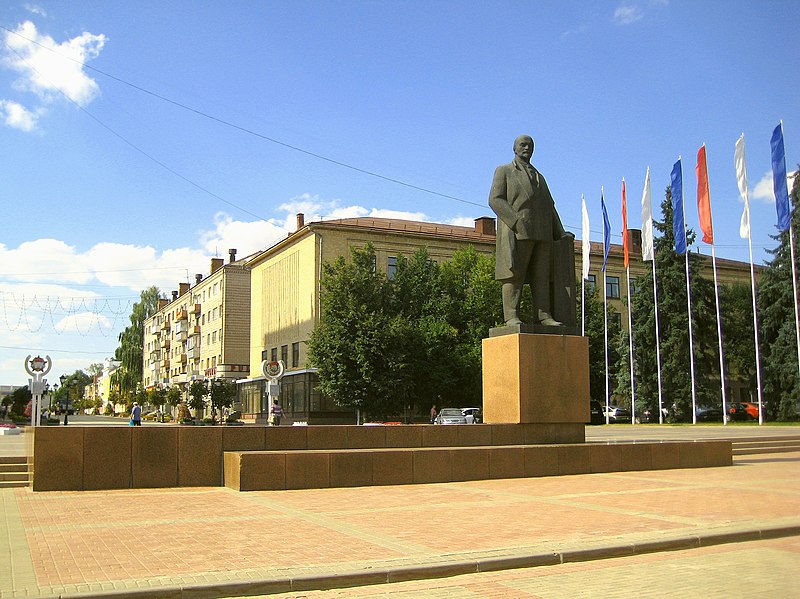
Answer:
[{"xmin": 1, "ymin": 444, "xmax": 798, "ymax": 598}]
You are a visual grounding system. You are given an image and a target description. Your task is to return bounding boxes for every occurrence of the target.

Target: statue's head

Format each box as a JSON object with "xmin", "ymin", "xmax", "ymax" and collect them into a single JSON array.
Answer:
[{"xmin": 513, "ymin": 135, "xmax": 534, "ymax": 162}]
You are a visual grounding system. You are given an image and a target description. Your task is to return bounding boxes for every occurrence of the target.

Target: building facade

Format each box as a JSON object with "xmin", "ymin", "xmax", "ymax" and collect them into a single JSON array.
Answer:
[{"xmin": 142, "ymin": 251, "xmax": 253, "ymax": 406}]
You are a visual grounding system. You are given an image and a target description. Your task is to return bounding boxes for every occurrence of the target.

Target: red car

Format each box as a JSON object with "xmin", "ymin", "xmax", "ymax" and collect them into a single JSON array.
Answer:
[{"xmin": 739, "ymin": 402, "xmax": 760, "ymax": 420}]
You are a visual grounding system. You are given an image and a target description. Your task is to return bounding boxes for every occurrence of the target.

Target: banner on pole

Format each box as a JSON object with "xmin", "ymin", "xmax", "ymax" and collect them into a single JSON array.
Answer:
[
  {"xmin": 735, "ymin": 134, "xmax": 751, "ymax": 239},
  {"xmin": 771, "ymin": 122, "xmax": 791, "ymax": 232},
  {"xmin": 601, "ymin": 189, "xmax": 611, "ymax": 272},
  {"xmin": 696, "ymin": 145, "xmax": 714, "ymax": 244},
  {"xmin": 641, "ymin": 167, "xmax": 654, "ymax": 261},
  {"xmin": 671, "ymin": 159, "xmax": 687, "ymax": 254},
  {"xmin": 622, "ymin": 179, "xmax": 629, "ymax": 268},
  {"xmin": 581, "ymin": 195, "xmax": 591, "ymax": 280}
]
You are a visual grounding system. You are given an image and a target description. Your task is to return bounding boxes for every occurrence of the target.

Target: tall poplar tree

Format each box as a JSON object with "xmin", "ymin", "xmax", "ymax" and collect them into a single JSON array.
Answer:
[{"xmin": 113, "ymin": 286, "xmax": 161, "ymax": 402}]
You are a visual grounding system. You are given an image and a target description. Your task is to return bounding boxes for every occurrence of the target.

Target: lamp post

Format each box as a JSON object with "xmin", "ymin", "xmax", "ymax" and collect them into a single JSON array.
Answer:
[{"xmin": 60, "ymin": 374, "xmax": 69, "ymax": 425}]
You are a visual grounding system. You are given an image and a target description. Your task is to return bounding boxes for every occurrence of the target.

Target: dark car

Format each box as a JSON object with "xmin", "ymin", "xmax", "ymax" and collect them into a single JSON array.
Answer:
[
  {"xmin": 696, "ymin": 406, "xmax": 724, "ymax": 422},
  {"xmin": 727, "ymin": 402, "xmax": 750, "ymax": 421},
  {"xmin": 589, "ymin": 400, "xmax": 605, "ymax": 425}
]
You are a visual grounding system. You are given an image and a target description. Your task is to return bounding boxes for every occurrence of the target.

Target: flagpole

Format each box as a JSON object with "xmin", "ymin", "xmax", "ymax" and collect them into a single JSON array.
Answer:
[
  {"xmin": 582, "ymin": 273, "xmax": 586, "ymax": 336},
  {"xmin": 622, "ymin": 178, "xmax": 635, "ymax": 424},
  {"xmin": 626, "ymin": 263, "xmax": 635, "ymax": 424},
  {"xmin": 737, "ymin": 134, "xmax": 765, "ymax": 425},
  {"xmin": 746, "ymin": 217, "xmax": 765, "ymax": 425},
  {"xmin": 789, "ymin": 222, "xmax": 800, "ymax": 379},
  {"xmin": 604, "ymin": 269, "xmax": 610, "ymax": 424},
  {"xmin": 651, "ymin": 257, "xmax": 664, "ymax": 423},
  {"xmin": 710, "ymin": 244, "xmax": 728, "ymax": 424},
  {"xmin": 698, "ymin": 144, "xmax": 728, "ymax": 425}
]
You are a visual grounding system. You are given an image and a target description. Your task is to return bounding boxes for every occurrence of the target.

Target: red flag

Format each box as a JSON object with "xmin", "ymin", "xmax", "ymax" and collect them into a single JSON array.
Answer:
[
  {"xmin": 621, "ymin": 178, "xmax": 629, "ymax": 268},
  {"xmin": 696, "ymin": 145, "xmax": 714, "ymax": 244}
]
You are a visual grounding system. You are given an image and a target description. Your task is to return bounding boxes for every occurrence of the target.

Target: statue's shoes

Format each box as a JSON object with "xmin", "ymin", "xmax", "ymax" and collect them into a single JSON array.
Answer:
[
  {"xmin": 539, "ymin": 317, "xmax": 563, "ymax": 326},
  {"xmin": 505, "ymin": 318, "xmax": 524, "ymax": 326}
]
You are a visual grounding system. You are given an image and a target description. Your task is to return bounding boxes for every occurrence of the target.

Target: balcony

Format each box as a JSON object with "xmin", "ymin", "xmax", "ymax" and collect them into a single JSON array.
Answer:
[
  {"xmin": 150, "ymin": 323, "xmax": 161, "ymax": 335},
  {"xmin": 187, "ymin": 346, "xmax": 200, "ymax": 359},
  {"xmin": 176, "ymin": 309, "xmax": 188, "ymax": 321},
  {"xmin": 149, "ymin": 351, "xmax": 161, "ymax": 363},
  {"xmin": 160, "ymin": 338, "xmax": 170, "ymax": 350},
  {"xmin": 161, "ymin": 320, "xmax": 171, "ymax": 331},
  {"xmin": 191, "ymin": 303, "xmax": 201, "ymax": 316},
  {"xmin": 190, "ymin": 324, "xmax": 201, "ymax": 335},
  {"xmin": 180, "ymin": 354, "xmax": 187, "ymax": 364},
  {"xmin": 161, "ymin": 360, "xmax": 170, "ymax": 369}
]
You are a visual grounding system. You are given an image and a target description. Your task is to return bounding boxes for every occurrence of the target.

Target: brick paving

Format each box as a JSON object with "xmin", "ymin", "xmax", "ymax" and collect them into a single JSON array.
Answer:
[{"xmin": 0, "ymin": 447, "xmax": 798, "ymax": 598}]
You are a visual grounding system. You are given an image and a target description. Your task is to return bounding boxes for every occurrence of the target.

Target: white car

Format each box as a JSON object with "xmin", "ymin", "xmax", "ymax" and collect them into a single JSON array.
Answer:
[
  {"xmin": 461, "ymin": 407, "xmax": 482, "ymax": 424},
  {"xmin": 435, "ymin": 408, "xmax": 467, "ymax": 425}
]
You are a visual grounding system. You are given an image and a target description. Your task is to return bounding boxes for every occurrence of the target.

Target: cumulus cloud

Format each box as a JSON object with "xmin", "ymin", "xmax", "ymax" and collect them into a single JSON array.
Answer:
[
  {"xmin": 198, "ymin": 212, "xmax": 289, "ymax": 260},
  {"xmin": 752, "ymin": 170, "xmax": 798, "ymax": 203},
  {"xmin": 1, "ymin": 20, "xmax": 106, "ymax": 125},
  {"xmin": 0, "ymin": 99, "xmax": 39, "ymax": 131}
]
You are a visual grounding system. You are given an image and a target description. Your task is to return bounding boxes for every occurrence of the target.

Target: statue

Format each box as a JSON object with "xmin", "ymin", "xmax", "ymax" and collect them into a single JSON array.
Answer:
[{"xmin": 489, "ymin": 135, "xmax": 575, "ymax": 327}]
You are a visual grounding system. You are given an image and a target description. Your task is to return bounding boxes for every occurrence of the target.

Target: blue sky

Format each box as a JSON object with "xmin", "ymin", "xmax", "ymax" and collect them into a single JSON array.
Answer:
[{"xmin": 0, "ymin": 1, "xmax": 797, "ymax": 385}]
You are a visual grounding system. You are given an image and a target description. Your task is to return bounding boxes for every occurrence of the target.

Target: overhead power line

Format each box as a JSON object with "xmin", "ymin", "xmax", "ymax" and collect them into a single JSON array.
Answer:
[{"xmin": 0, "ymin": 24, "xmax": 485, "ymax": 210}]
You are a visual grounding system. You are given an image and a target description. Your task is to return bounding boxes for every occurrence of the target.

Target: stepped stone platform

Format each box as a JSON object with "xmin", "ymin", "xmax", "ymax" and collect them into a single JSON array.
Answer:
[{"xmin": 30, "ymin": 424, "xmax": 731, "ymax": 492}]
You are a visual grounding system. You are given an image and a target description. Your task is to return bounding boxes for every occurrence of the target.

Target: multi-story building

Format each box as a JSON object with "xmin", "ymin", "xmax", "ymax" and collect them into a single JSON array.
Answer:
[
  {"xmin": 83, "ymin": 359, "xmax": 121, "ymax": 414},
  {"xmin": 143, "ymin": 250, "xmax": 253, "ymax": 400},
  {"xmin": 236, "ymin": 214, "xmax": 761, "ymax": 423}
]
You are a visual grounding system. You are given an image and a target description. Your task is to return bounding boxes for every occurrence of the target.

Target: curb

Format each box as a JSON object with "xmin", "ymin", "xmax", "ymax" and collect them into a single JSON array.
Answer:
[{"xmin": 52, "ymin": 523, "xmax": 800, "ymax": 599}]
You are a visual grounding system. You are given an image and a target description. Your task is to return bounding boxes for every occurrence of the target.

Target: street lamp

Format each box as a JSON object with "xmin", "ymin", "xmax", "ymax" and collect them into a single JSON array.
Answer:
[{"xmin": 60, "ymin": 374, "xmax": 69, "ymax": 425}]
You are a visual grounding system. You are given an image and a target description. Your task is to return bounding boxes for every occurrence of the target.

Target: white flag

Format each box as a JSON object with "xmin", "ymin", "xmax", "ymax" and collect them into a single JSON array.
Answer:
[
  {"xmin": 735, "ymin": 133, "xmax": 751, "ymax": 239},
  {"xmin": 641, "ymin": 167, "xmax": 654, "ymax": 261},
  {"xmin": 581, "ymin": 195, "xmax": 590, "ymax": 280}
]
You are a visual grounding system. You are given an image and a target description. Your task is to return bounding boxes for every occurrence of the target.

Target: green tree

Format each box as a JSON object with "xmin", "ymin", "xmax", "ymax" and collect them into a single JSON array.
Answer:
[
  {"xmin": 9, "ymin": 386, "xmax": 31, "ymax": 417},
  {"xmin": 578, "ymin": 281, "xmax": 620, "ymax": 404},
  {"xmin": 113, "ymin": 287, "xmax": 161, "ymax": 404},
  {"xmin": 188, "ymin": 379, "xmax": 208, "ymax": 417},
  {"xmin": 148, "ymin": 387, "xmax": 167, "ymax": 420},
  {"xmin": 166, "ymin": 385, "xmax": 182, "ymax": 412},
  {"xmin": 307, "ymin": 243, "xmax": 405, "ymax": 420},
  {"xmin": 618, "ymin": 187, "xmax": 720, "ymax": 421},
  {"xmin": 209, "ymin": 378, "xmax": 237, "ymax": 423},
  {"xmin": 439, "ymin": 246, "xmax": 504, "ymax": 406},
  {"xmin": 757, "ymin": 168, "xmax": 800, "ymax": 420},
  {"xmin": 719, "ymin": 282, "xmax": 756, "ymax": 398}
]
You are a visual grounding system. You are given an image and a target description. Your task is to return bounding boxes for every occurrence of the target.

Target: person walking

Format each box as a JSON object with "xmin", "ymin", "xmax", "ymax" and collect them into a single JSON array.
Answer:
[
  {"xmin": 430, "ymin": 404, "xmax": 438, "ymax": 424},
  {"xmin": 130, "ymin": 402, "xmax": 142, "ymax": 426},
  {"xmin": 270, "ymin": 399, "xmax": 283, "ymax": 426}
]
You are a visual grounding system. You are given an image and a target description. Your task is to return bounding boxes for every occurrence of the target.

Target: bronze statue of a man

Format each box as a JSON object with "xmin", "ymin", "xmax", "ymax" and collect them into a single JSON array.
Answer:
[{"xmin": 489, "ymin": 135, "xmax": 573, "ymax": 327}]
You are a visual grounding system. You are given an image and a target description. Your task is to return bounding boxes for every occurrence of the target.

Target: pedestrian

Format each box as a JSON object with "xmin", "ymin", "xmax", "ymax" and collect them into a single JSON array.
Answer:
[
  {"xmin": 430, "ymin": 404, "xmax": 437, "ymax": 424},
  {"xmin": 130, "ymin": 402, "xmax": 142, "ymax": 426},
  {"xmin": 270, "ymin": 399, "xmax": 283, "ymax": 426}
]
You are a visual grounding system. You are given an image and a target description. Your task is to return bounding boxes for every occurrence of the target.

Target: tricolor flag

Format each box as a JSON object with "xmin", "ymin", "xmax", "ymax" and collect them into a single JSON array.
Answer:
[
  {"xmin": 601, "ymin": 189, "xmax": 611, "ymax": 272},
  {"xmin": 581, "ymin": 195, "xmax": 591, "ymax": 280},
  {"xmin": 696, "ymin": 145, "xmax": 714, "ymax": 244},
  {"xmin": 671, "ymin": 159, "xmax": 687, "ymax": 254},
  {"xmin": 622, "ymin": 179, "xmax": 629, "ymax": 268},
  {"xmin": 771, "ymin": 122, "xmax": 791, "ymax": 232},
  {"xmin": 735, "ymin": 134, "xmax": 750, "ymax": 239},
  {"xmin": 641, "ymin": 167, "xmax": 654, "ymax": 261}
]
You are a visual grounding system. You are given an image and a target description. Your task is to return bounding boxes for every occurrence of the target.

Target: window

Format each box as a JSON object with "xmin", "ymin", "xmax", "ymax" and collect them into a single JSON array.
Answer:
[
  {"xmin": 606, "ymin": 276, "xmax": 620, "ymax": 299},
  {"xmin": 262, "ymin": 349, "xmax": 268, "ymax": 362},
  {"xmin": 281, "ymin": 345, "xmax": 288, "ymax": 365},
  {"xmin": 212, "ymin": 331, "xmax": 217, "ymax": 344},
  {"xmin": 213, "ymin": 283, "xmax": 218, "ymax": 296},
  {"xmin": 587, "ymin": 274, "xmax": 596, "ymax": 295},
  {"xmin": 629, "ymin": 278, "xmax": 639, "ymax": 296},
  {"xmin": 207, "ymin": 333, "xmax": 211, "ymax": 345},
  {"xmin": 292, "ymin": 342, "xmax": 300, "ymax": 368},
  {"xmin": 202, "ymin": 314, "xmax": 205, "ymax": 325},
  {"xmin": 271, "ymin": 347, "xmax": 278, "ymax": 362},
  {"xmin": 387, "ymin": 256, "xmax": 398, "ymax": 280}
]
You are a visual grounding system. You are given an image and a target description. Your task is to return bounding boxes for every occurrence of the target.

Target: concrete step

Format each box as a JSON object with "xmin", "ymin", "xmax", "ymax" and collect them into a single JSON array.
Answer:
[
  {"xmin": 0, "ymin": 455, "xmax": 30, "ymax": 487},
  {"xmin": 732, "ymin": 438, "xmax": 800, "ymax": 455}
]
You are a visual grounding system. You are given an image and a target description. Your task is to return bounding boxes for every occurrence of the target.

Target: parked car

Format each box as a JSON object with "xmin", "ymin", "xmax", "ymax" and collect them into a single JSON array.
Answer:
[
  {"xmin": 727, "ymin": 402, "xmax": 750, "ymax": 421},
  {"xmin": 435, "ymin": 408, "xmax": 467, "ymax": 425},
  {"xmin": 739, "ymin": 401, "xmax": 760, "ymax": 420},
  {"xmin": 461, "ymin": 407, "xmax": 482, "ymax": 424},
  {"xmin": 603, "ymin": 405, "xmax": 631, "ymax": 423},
  {"xmin": 696, "ymin": 405, "xmax": 724, "ymax": 422},
  {"xmin": 589, "ymin": 400, "xmax": 605, "ymax": 425}
]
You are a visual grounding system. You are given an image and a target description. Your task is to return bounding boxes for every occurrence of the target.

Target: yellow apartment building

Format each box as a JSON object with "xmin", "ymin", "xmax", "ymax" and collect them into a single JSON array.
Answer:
[{"xmin": 142, "ymin": 250, "xmax": 253, "ymax": 404}]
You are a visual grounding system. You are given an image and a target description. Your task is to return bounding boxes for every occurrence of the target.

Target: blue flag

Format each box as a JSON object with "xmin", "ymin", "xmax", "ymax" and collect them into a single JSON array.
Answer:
[
  {"xmin": 601, "ymin": 190, "xmax": 611, "ymax": 272},
  {"xmin": 771, "ymin": 123, "xmax": 791, "ymax": 232},
  {"xmin": 671, "ymin": 159, "xmax": 687, "ymax": 254}
]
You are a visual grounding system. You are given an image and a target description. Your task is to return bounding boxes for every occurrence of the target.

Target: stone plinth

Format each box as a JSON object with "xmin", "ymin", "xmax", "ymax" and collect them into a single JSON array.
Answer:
[{"xmin": 482, "ymin": 333, "xmax": 589, "ymax": 425}]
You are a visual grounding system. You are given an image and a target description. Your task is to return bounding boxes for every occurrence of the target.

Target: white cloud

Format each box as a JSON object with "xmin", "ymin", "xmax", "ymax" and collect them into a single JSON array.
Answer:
[
  {"xmin": 198, "ymin": 212, "xmax": 289, "ymax": 260},
  {"xmin": 752, "ymin": 170, "xmax": 798, "ymax": 204},
  {"xmin": 54, "ymin": 312, "xmax": 112, "ymax": 335},
  {"xmin": 0, "ymin": 99, "xmax": 39, "ymax": 131},
  {"xmin": 24, "ymin": 4, "xmax": 48, "ymax": 17},
  {"xmin": 2, "ymin": 21, "xmax": 106, "ymax": 108},
  {"xmin": 614, "ymin": 4, "xmax": 644, "ymax": 25}
]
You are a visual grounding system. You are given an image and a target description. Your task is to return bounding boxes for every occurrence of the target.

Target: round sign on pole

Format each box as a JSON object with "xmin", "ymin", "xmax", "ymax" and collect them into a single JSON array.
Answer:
[{"xmin": 261, "ymin": 359, "xmax": 285, "ymax": 381}]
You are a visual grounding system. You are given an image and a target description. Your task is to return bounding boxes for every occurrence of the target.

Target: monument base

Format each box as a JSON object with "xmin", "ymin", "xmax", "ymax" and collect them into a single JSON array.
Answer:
[{"xmin": 482, "ymin": 333, "xmax": 589, "ymax": 425}]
